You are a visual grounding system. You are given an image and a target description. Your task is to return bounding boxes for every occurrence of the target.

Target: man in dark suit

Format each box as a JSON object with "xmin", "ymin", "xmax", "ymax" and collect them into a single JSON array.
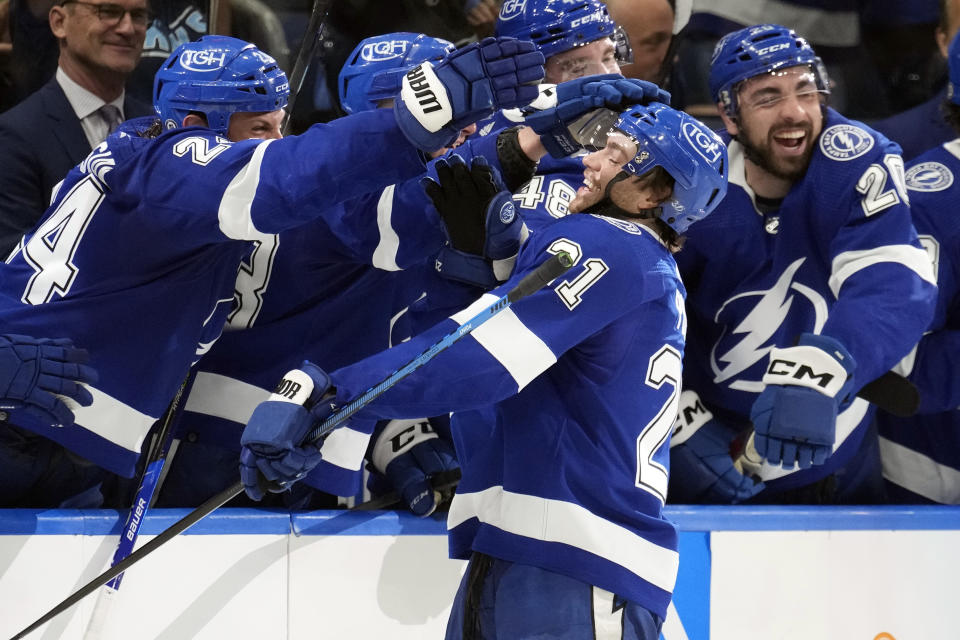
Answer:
[{"xmin": 0, "ymin": 0, "xmax": 153, "ymax": 256}]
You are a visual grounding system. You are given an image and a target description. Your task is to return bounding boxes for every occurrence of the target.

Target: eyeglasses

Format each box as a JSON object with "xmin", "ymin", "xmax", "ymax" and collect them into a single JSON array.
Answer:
[{"xmin": 61, "ymin": 1, "xmax": 154, "ymax": 28}]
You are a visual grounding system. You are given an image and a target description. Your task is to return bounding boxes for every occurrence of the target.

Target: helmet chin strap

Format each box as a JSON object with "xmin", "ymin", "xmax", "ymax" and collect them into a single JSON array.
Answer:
[{"xmin": 591, "ymin": 171, "xmax": 662, "ymax": 221}]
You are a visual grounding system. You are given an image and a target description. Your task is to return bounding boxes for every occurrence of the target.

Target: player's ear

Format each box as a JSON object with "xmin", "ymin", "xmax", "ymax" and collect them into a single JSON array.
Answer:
[
  {"xmin": 182, "ymin": 114, "xmax": 207, "ymax": 128},
  {"xmin": 718, "ymin": 105, "xmax": 739, "ymax": 137}
]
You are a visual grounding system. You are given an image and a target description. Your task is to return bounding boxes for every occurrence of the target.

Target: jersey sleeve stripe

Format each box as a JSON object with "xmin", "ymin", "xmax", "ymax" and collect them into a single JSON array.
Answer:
[
  {"xmin": 450, "ymin": 293, "xmax": 557, "ymax": 390},
  {"xmin": 878, "ymin": 435, "xmax": 960, "ymax": 504},
  {"xmin": 217, "ymin": 140, "xmax": 276, "ymax": 240},
  {"xmin": 72, "ymin": 386, "xmax": 156, "ymax": 453},
  {"xmin": 447, "ymin": 486, "xmax": 680, "ymax": 593},
  {"xmin": 829, "ymin": 244, "xmax": 936, "ymax": 297},
  {"xmin": 372, "ymin": 184, "xmax": 402, "ymax": 271},
  {"xmin": 184, "ymin": 371, "xmax": 270, "ymax": 424},
  {"xmin": 316, "ymin": 426, "xmax": 373, "ymax": 471}
]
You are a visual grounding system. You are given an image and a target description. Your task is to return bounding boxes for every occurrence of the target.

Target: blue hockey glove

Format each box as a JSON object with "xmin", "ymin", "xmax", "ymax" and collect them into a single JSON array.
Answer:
[
  {"xmin": 395, "ymin": 36, "xmax": 544, "ymax": 151},
  {"xmin": 424, "ymin": 155, "xmax": 528, "ymax": 289},
  {"xmin": 0, "ymin": 334, "xmax": 97, "ymax": 428},
  {"xmin": 368, "ymin": 417, "xmax": 460, "ymax": 517},
  {"xmin": 750, "ymin": 333, "xmax": 857, "ymax": 469},
  {"xmin": 669, "ymin": 391, "xmax": 764, "ymax": 503},
  {"xmin": 523, "ymin": 75, "xmax": 672, "ymax": 157},
  {"xmin": 239, "ymin": 362, "xmax": 335, "ymax": 501}
]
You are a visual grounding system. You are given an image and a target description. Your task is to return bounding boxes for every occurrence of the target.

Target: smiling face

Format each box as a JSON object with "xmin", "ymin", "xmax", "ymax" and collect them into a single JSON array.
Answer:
[
  {"xmin": 569, "ymin": 131, "xmax": 637, "ymax": 213},
  {"xmin": 49, "ymin": 0, "xmax": 148, "ymax": 78},
  {"xmin": 721, "ymin": 65, "xmax": 825, "ymax": 186}
]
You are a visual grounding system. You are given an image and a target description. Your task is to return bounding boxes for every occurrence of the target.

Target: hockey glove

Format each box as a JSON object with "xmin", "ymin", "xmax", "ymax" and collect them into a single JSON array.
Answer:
[
  {"xmin": 394, "ymin": 36, "xmax": 544, "ymax": 152},
  {"xmin": 239, "ymin": 362, "xmax": 335, "ymax": 501},
  {"xmin": 425, "ymin": 155, "xmax": 528, "ymax": 289},
  {"xmin": 523, "ymin": 75, "xmax": 672, "ymax": 157},
  {"xmin": 669, "ymin": 390, "xmax": 764, "ymax": 503},
  {"xmin": 368, "ymin": 417, "xmax": 460, "ymax": 517},
  {"xmin": 0, "ymin": 334, "xmax": 97, "ymax": 428},
  {"xmin": 750, "ymin": 333, "xmax": 857, "ymax": 469}
]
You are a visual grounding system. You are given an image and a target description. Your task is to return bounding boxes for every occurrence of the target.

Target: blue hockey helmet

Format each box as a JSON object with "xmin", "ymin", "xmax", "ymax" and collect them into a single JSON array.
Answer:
[
  {"xmin": 338, "ymin": 32, "xmax": 455, "ymax": 114},
  {"xmin": 599, "ymin": 103, "xmax": 728, "ymax": 233},
  {"xmin": 153, "ymin": 36, "xmax": 290, "ymax": 135},
  {"xmin": 708, "ymin": 24, "xmax": 829, "ymax": 116},
  {"xmin": 495, "ymin": 0, "xmax": 632, "ymax": 63},
  {"xmin": 949, "ymin": 29, "xmax": 960, "ymax": 105}
]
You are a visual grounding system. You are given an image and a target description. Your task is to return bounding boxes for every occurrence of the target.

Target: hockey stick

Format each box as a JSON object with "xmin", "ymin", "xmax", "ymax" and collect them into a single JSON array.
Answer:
[
  {"xmin": 351, "ymin": 468, "xmax": 462, "ymax": 512},
  {"xmin": 82, "ymin": 372, "xmax": 193, "ymax": 640},
  {"xmin": 10, "ymin": 251, "xmax": 573, "ymax": 640},
  {"xmin": 733, "ymin": 370, "xmax": 920, "ymax": 474},
  {"xmin": 281, "ymin": 0, "xmax": 333, "ymax": 136}
]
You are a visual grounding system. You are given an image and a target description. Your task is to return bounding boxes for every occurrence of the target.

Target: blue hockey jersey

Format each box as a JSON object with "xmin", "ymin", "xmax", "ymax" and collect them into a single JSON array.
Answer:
[
  {"xmin": 877, "ymin": 139, "xmax": 960, "ymax": 503},
  {"xmin": 327, "ymin": 212, "xmax": 687, "ymax": 618},
  {"xmin": 178, "ymin": 130, "xmax": 517, "ymax": 493},
  {"xmin": 0, "ymin": 109, "xmax": 426, "ymax": 477},
  {"xmin": 676, "ymin": 108, "xmax": 937, "ymax": 491}
]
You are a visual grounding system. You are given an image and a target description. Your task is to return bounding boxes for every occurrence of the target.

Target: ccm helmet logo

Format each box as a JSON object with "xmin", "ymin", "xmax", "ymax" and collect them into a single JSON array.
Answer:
[
  {"xmin": 755, "ymin": 42, "xmax": 790, "ymax": 56},
  {"xmin": 499, "ymin": 0, "xmax": 527, "ymax": 20},
  {"xmin": 180, "ymin": 49, "xmax": 228, "ymax": 71},
  {"xmin": 570, "ymin": 10, "xmax": 604, "ymax": 28},
  {"xmin": 361, "ymin": 40, "xmax": 409, "ymax": 62},
  {"xmin": 682, "ymin": 121, "xmax": 723, "ymax": 164}
]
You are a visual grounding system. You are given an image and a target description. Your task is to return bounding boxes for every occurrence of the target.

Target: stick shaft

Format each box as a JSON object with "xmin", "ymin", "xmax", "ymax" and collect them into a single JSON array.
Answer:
[{"xmin": 281, "ymin": 0, "xmax": 332, "ymax": 135}]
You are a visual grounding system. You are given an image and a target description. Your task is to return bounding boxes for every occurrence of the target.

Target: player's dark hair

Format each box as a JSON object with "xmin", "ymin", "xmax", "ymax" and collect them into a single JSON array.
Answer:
[
  {"xmin": 943, "ymin": 98, "xmax": 960, "ymax": 134},
  {"xmin": 138, "ymin": 119, "xmax": 163, "ymax": 139}
]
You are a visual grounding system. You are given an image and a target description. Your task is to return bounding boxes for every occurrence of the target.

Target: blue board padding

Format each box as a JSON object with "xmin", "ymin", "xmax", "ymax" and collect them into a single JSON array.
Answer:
[
  {"xmin": 665, "ymin": 531, "xmax": 710, "ymax": 640},
  {"xmin": 1, "ymin": 506, "xmax": 960, "ymax": 535}
]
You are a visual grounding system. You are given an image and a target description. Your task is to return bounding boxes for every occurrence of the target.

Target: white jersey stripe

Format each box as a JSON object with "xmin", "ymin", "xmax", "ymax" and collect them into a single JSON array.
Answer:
[
  {"xmin": 317, "ymin": 427, "xmax": 372, "ymax": 471},
  {"xmin": 880, "ymin": 436, "xmax": 960, "ymax": 504},
  {"xmin": 185, "ymin": 371, "xmax": 370, "ymax": 471},
  {"xmin": 217, "ymin": 140, "xmax": 275, "ymax": 240},
  {"xmin": 72, "ymin": 385, "xmax": 156, "ymax": 453},
  {"xmin": 829, "ymin": 244, "xmax": 936, "ymax": 297},
  {"xmin": 185, "ymin": 371, "xmax": 270, "ymax": 424},
  {"xmin": 447, "ymin": 486, "xmax": 680, "ymax": 593},
  {"xmin": 372, "ymin": 184, "xmax": 402, "ymax": 271},
  {"xmin": 450, "ymin": 294, "xmax": 556, "ymax": 390}
]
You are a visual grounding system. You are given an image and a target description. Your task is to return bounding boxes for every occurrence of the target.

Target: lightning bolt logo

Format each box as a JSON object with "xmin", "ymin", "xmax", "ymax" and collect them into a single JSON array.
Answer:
[{"xmin": 710, "ymin": 258, "xmax": 806, "ymax": 383}]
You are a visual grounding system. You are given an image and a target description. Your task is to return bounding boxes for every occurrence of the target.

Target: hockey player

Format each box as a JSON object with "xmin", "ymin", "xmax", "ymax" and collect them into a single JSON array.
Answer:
[
  {"xmin": 486, "ymin": 0, "xmax": 672, "ymax": 245},
  {"xmin": 237, "ymin": 101, "xmax": 728, "ymax": 639},
  {"xmin": 0, "ymin": 33, "xmax": 546, "ymax": 507},
  {"xmin": 669, "ymin": 24, "xmax": 938, "ymax": 505},
  {"xmin": 170, "ymin": 31, "xmax": 666, "ymax": 512},
  {"xmin": 875, "ymin": 29, "xmax": 960, "ymax": 504}
]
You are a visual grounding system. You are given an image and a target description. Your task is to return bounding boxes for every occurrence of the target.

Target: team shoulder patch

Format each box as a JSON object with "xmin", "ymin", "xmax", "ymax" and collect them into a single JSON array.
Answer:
[
  {"xmin": 905, "ymin": 161, "xmax": 954, "ymax": 192},
  {"xmin": 819, "ymin": 124, "xmax": 875, "ymax": 161}
]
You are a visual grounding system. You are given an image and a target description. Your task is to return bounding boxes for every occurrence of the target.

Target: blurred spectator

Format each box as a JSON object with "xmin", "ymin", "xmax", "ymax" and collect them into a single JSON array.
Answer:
[
  {"xmin": 5, "ymin": 1, "xmax": 59, "ymax": 108},
  {"xmin": 0, "ymin": 0, "xmax": 153, "ymax": 256},
  {"xmin": 604, "ymin": 0, "xmax": 674, "ymax": 84},
  {"xmin": 0, "ymin": 1, "xmax": 12, "ymax": 112},
  {"xmin": 465, "ymin": 0, "xmax": 500, "ymax": 40},
  {"xmin": 870, "ymin": 0, "xmax": 959, "ymax": 161},
  {"xmin": 125, "ymin": 1, "xmax": 232, "ymax": 104}
]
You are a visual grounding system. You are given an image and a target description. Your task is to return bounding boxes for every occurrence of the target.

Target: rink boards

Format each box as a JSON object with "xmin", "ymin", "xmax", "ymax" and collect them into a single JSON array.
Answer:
[{"xmin": 1, "ymin": 506, "xmax": 959, "ymax": 639}]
